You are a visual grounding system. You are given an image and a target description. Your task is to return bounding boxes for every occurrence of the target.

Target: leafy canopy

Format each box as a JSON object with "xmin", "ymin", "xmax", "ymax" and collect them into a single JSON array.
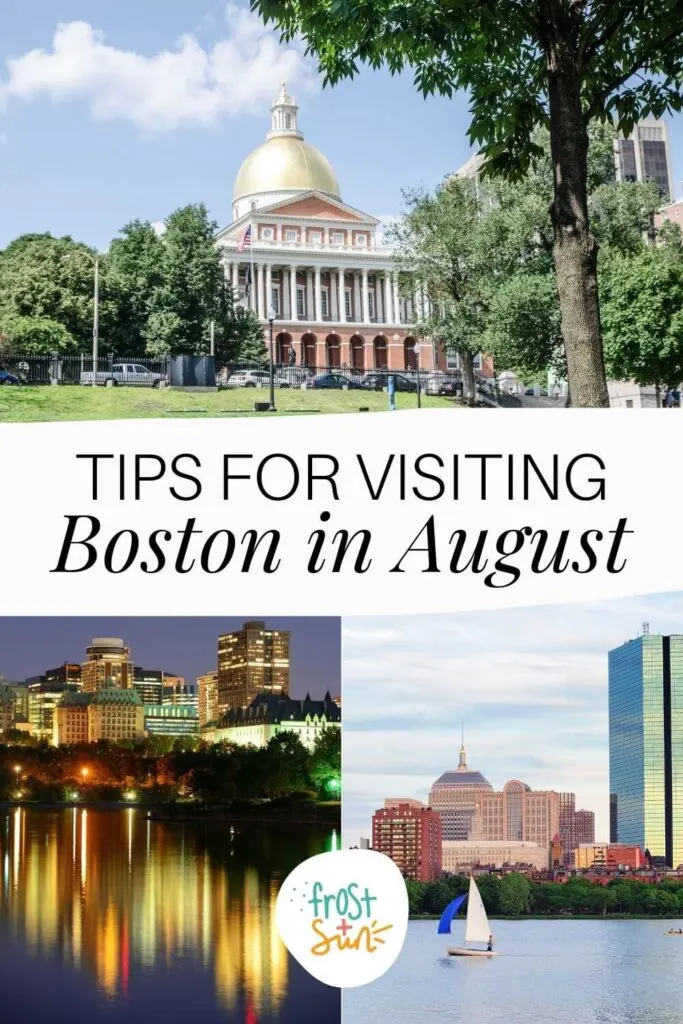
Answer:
[{"xmin": 252, "ymin": 0, "xmax": 683, "ymax": 179}]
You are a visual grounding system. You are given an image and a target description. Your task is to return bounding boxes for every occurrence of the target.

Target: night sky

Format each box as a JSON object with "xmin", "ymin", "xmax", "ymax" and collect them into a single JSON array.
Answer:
[{"xmin": 0, "ymin": 617, "xmax": 341, "ymax": 697}]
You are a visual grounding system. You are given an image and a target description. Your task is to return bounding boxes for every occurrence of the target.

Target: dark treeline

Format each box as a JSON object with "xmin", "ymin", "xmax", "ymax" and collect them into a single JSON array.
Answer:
[
  {"xmin": 408, "ymin": 872, "xmax": 683, "ymax": 919},
  {"xmin": 0, "ymin": 728, "xmax": 340, "ymax": 807}
]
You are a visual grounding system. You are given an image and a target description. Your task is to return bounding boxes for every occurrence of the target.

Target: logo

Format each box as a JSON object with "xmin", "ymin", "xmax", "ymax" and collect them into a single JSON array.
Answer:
[{"xmin": 275, "ymin": 849, "xmax": 408, "ymax": 988}]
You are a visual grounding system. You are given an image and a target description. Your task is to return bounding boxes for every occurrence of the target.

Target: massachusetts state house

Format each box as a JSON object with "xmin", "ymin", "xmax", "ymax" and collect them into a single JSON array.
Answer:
[{"xmin": 217, "ymin": 83, "xmax": 489, "ymax": 375}]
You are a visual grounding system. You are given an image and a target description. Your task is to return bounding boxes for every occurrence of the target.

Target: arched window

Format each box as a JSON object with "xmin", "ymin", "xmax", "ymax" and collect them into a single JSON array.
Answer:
[{"xmin": 285, "ymin": 113, "xmax": 293, "ymax": 129}]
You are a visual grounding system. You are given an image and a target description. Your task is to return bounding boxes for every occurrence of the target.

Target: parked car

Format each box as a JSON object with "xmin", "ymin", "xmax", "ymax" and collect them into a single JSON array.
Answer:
[
  {"xmin": 225, "ymin": 369, "xmax": 271, "ymax": 388},
  {"xmin": 308, "ymin": 373, "xmax": 365, "ymax": 390},
  {"xmin": 80, "ymin": 362, "xmax": 165, "ymax": 387},
  {"xmin": 439, "ymin": 376, "xmax": 463, "ymax": 396},
  {"xmin": 0, "ymin": 367, "xmax": 20, "ymax": 385},
  {"xmin": 274, "ymin": 367, "xmax": 313, "ymax": 388}
]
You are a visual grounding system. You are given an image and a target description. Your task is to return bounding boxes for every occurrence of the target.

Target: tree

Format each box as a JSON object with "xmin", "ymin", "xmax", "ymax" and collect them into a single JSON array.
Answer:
[
  {"xmin": 600, "ymin": 245, "xmax": 683, "ymax": 390},
  {"xmin": 0, "ymin": 233, "xmax": 115, "ymax": 350},
  {"xmin": 485, "ymin": 272, "xmax": 564, "ymax": 381},
  {"xmin": 405, "ymin": 878, "xmax": 425, "ymax": 915},
  {"xmin": 106, "ymin": 220, "xmax": 165, "ymax": 355},
  {"xmin": 253, "ymin": 0, "xmax": 683, "ymax": 407},
  {"xmin": 498, "ymin": 872, "xmax": 533, "ymax": 916},
  {"xmin": 309, "ymin": 728, "xmax": 341, "ymax": 796},
  {"xmin": 0, "ymin": 314, "xmax": 76, "ymax": 355},
  {"xmin": 389, "ymin": 177, "xmax": 489, "ymax": 402}
]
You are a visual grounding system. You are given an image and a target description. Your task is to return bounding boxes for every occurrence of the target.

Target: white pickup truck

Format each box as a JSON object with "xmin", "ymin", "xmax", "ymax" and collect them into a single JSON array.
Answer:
[{"xmin": 80, "ymin": 362, "xmax": 166, "ymax": 387}]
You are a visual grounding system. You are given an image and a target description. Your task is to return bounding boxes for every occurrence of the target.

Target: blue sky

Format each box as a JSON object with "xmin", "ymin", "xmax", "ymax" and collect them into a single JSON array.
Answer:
[
  {"xmin": 2, "ymin": 1, "xmax": 680, "ymax": 251},
  {"xmin": 342, "ymin": 593, "xmax": 683, "ymax": 848}
]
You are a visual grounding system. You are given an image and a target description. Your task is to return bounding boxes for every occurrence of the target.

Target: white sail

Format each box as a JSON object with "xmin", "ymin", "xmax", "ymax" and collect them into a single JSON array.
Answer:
[{"xmin": 465, "ymin": 877, "xmax": 491, "ymax": 945}]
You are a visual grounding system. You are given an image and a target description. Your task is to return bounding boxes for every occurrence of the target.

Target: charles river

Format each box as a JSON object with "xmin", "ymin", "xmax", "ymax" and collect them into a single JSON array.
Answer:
[
  {"xmin": 0, "ymin": 807, "xmax": 340, "ymax": 1024},
  {"xmin": 344, "ymin": 918, "xmax": 683, "ymax": 1023}
]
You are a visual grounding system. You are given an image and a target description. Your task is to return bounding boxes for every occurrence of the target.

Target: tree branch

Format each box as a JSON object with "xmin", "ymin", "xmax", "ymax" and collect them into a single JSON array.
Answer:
[{"xmin": 586, "ymin": 25, "xmax": 683, "ymax": 118}]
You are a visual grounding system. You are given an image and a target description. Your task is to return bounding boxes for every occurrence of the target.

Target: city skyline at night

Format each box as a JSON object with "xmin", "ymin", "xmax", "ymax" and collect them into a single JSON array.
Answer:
[{"xmin": 0, "ymin": 618, "xmax": 340, "ymax": 699}]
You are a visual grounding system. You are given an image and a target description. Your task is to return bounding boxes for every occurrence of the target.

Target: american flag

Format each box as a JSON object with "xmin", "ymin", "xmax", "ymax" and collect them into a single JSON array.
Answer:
[{"xmin": 237, "ymin": 225, "xmax": 252, "ymax": 252}]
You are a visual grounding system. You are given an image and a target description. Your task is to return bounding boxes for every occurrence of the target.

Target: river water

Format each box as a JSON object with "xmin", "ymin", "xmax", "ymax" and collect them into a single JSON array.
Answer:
[
  {"xmin": 0, "ymin": 807, "xmax": 340, "ymax": 1023},
  {"xmin": 344, "ymin": 917, "xmax": 683, "ymax": 1023}
]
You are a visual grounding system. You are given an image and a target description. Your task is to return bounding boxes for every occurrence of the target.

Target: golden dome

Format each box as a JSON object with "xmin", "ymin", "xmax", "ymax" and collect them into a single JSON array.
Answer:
[{"xmin": 233, "ymin": 134, "xmax": 340, "ymax": 202}]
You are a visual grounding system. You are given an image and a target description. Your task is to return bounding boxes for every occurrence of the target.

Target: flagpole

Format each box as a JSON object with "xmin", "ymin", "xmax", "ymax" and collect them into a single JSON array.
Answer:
[{"xmin": 250, "ymin": 220, "xmax": 255, "ymax": 315}]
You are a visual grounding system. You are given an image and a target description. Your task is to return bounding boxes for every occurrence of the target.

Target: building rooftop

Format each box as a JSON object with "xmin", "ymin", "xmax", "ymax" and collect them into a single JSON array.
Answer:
[
  {"xmin": 431, "ymin": 744, "xmax": 492, "ymax": 789},
  {"xmin": 216, "ymin": 691, "xmax": 341, "ymax": 728}
]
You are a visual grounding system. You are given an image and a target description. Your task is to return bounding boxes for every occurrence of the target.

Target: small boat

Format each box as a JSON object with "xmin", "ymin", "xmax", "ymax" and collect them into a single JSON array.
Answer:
[
  {"xmin": 666, "ymin": 928, "xmax": 683, "ymax": 935},
  {"xmin": 438, "ymin": 877, "xmax": 497, "ymax": 957}
]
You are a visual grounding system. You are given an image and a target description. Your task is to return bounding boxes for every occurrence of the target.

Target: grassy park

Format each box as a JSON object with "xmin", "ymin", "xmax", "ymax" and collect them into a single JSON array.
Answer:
[{"xmin": 0, "ymin": 385, "xmax": 453, "ymax": 423}]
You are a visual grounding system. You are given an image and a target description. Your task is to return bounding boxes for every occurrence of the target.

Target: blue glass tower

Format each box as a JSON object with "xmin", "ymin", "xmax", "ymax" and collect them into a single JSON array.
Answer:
[{"xmin": 609, "ymin": 631, "xmax": 683, "ymax": 868}]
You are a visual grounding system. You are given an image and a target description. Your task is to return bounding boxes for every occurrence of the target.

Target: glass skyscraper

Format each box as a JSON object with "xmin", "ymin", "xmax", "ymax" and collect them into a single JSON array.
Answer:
[{"xmin": 609, "ymin": 632, "xmax": 683, "ymax": 868}]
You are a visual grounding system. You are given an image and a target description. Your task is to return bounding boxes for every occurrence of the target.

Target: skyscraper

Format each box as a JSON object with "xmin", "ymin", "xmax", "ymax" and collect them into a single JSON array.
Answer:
[
  {"xmin": 197, "ymin": 671, "xmax": 219, "ymax": 727},
  {"xmin": 609, "ymin": 630, "xmax": 683, "ymax": 868},
  {"xmin": 429, "ymin": 742, "xmax": 493, "ymax": 840},
  {"xmin": 216, "ymin": 621, "xmax": 290, "ymax": 712},
  {"xmin": 574, "ymin": 809, "xmax": 596, "ymax": 847},
  {"xmin": 81, "ymin": 638, "xmax": 133, "ymax": 692},
  {"xmin": 614, "ymin": 119, "xmax": 674, "ymax": 198}
]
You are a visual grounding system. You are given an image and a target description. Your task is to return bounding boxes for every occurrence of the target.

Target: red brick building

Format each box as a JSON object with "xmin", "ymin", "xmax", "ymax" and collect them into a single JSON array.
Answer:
[
  {"xmin": 372, "ymin": 800, "xmax": 443, "ymax": 881},
  {"xmin": 217, "ymin": 83, "xmax": 493, "ymax": 377}
]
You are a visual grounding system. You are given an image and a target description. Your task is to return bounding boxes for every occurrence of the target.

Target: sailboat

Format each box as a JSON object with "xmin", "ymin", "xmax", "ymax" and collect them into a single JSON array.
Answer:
[{"xmin": 438, "ymin": 876, "xmax": 497, "ymax": 957}]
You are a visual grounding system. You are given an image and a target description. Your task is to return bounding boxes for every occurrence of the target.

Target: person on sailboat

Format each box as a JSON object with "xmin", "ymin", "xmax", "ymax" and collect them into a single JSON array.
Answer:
[{"xmin": 486, "ymin": 934, "xmax": 494, "ymax": 952}]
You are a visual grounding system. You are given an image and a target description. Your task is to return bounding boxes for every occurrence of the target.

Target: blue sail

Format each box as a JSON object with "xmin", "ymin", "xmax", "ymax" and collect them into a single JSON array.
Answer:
[{"xmin": 437, "ymin": 894, "xmax": 467, "ymax": 934}]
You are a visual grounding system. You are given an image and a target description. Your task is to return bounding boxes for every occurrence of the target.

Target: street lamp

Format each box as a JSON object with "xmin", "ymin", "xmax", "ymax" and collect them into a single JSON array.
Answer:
[
  {"xmin": 13, "ymin": 764, "xmax": 21, "ymax": 779},
  {"xmin": 414, "ymin": 341, "xmax": 421, "ymax": 409},
  {"xmin": 267, "ymin": 305, "xmax": 277, "ymax": 413},
  {"xmin": 81, "ymin": 767, "xmax": 90, "ymax": 782}
]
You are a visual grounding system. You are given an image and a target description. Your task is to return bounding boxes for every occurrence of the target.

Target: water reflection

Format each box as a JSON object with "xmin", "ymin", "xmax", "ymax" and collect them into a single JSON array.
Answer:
[{"xmin": 0, "ymin": 808, "xmax": 336, "ymax": 1021}]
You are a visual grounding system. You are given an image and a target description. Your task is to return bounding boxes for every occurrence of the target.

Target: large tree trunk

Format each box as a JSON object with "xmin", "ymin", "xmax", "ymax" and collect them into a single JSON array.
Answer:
[
  {"xmin": 545, "ymin": 25, "xmax": 609, "ymax": 408},
  {"xmin": 461, "ymin": 350, "xmax": 476, "ymax": 405}
]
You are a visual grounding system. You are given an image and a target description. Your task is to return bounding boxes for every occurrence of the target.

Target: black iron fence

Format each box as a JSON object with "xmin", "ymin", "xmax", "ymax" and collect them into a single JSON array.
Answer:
[
  {"xmin": 0, "ymin": 352, "xmax": 521, "ymax": 405},
  {"xmin": 0, "ymin": 353, "xmax": 171, "ymax": 386}
]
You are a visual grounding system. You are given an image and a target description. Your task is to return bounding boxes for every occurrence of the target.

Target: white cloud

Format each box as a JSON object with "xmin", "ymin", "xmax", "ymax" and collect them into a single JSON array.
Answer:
[
  {"xmin": 342, "ymin": 593, "xmax": 683, "ymax": 847},
  {"xmin": 151, "ymin": 221, "xmax": 166, "ymax": 236},
  {"xmin": 0, "ymin": 5, "xmax": 316, "ymax": 132}
]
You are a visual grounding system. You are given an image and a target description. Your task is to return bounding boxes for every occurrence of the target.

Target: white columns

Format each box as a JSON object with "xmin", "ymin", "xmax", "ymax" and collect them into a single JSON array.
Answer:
[
  {"xmin": 314, "ymin": 266, "xmax": 322, "ymax": 322},
  {"xmin": 362, "ymin": 268, "xmax": 370, "ymax": 324},
  {"xmin": 231, "ymin": 262, "xmax": 239, "ymax": 294},
  {"xmin": 266, "ymin": 264, "xmax": 273, "ymax": 317},
  {"xmin": 338, "ymin": 268, "xmax": 346, "ymax": 323},
  {"xmin": 306, "ymin": 270, "xmax": 314, "ymax": 322},
  {"xmin": 392, "ymin": 272, "xmax": 400, "ymax": 325},
  {"xmin": 290, "ymin": 265, "xmax": 298, "ymax": 321},
  {"xmin": 384, "ymin": 272, "xmax": 394, "ymax": 324},
  {"xmin": 353, "ymin": 273, "xmax": 362, "ymax": 322},
  {"xmin": 257, "ymin": 263, "xmax": 265, "ymax": 320}
]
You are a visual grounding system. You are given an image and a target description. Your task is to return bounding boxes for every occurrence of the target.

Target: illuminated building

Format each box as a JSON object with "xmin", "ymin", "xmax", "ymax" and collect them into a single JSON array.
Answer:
[
  {"xmin": 81, "ymin": 638, "xmax": 133, "ymax": 692},
  {"xmin": 88, "ymin": 688, "xmax": 145, "ymax": 743},
  {"xmin": 4, "ymin": 681, "xmax": 28, "ymax": 721},
  {"xmin": 162, "ymin": 680, "xmax": 197, "ymax": 711},
  {"xmin": 197, "ymin": 671, "xmax": 219, "ymax": 727},
  {"xmin": 53, "ymin": 692, "xmax": 92, "ymax": 745},
  {"xmin": 143, "ymin": 704, "xmax": 199, "ymax": 737},
  {"xmin": 216, "ymin": 621, "xmax": 290, "ymax": 712},
  {"xmin": 27, "ymin": 682, "xmax": 66, "ymax": 738},
  {"xmin": 203, "ymin": 692, "xmax": 339, "ymax": 751},
  {"xmin": 0, "ymin": 684, "xmax": 15, "ymax": 735},
  {"xmin": 609, "ymin": 629, "xmax": 683, "ymax": 868},
  {"xmin": 53, "ymin": 688, "xmax": 145, "ymax": 744},
  {"xmin": 132, "ymin": 667, "xmax": 164, "ymax": 705},
  {"xmin": 574, "ymin": 844, "xmax": 645, "ymax": 871},
  {"xmin": 442, "ymin": 839, "xmax": 549, "ymax": 873},
  {"xmin": 372, "ymin": 800, "xmax": 442, "ymax": 881},
  {"xmin": 42, "ymin": 663, "xmax": 82, "ymax": 689}
]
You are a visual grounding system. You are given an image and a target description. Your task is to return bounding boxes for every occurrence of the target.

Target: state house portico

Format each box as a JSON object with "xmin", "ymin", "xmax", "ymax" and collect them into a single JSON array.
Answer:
[{"xmin": 216, "ymin": 83, "xmax": 434, "ymax": 371}]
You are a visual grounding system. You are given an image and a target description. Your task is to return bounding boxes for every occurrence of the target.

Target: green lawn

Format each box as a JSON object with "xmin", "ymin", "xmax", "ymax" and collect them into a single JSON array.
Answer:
[{"xmin": 0, "ymin": 385, "xmax": 454, "ymax": 422}]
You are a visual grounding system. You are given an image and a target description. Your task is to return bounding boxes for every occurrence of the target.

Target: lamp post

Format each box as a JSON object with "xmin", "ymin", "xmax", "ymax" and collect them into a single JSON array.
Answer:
[
  {"xmin": 92, "ymin": 255, "xmax": 100, "ymax": 374},
  {"xmin": 414, "ymin": 341, "xmax": 421, "ymax": 409},
  {"xmin": 267, "ymin": 305, "xmax": 277, "ymax": 412}
]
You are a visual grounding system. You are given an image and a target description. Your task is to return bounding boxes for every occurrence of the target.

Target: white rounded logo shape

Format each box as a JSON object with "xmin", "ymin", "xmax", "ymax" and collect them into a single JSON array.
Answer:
[{"xmin": 275, "ymin": 848, "xmax": 408, "ymax": 988}]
